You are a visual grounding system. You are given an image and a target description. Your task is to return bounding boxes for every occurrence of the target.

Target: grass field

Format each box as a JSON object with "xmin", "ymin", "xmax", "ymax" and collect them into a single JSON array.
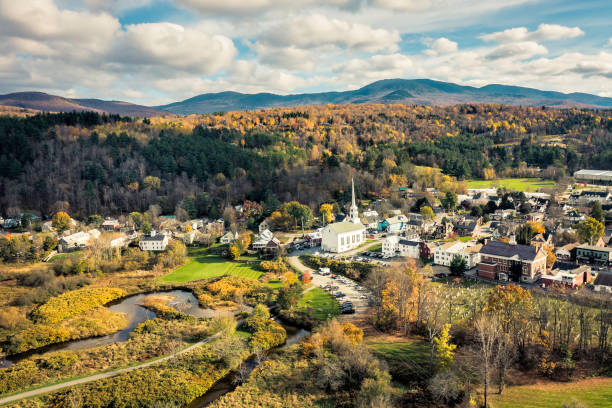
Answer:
[
  {"xmin": 465, "ymin": 178, "xmax": 556, "ymax": 192},
  {"xmin": 297, "ymin": 287, "xmax": 340, "ymax": 320},
  {"xmin": 367, "ymin": 338, "xmax": 430, "ymax": 382},
  {"xmin": 160, "ymin": 247, "xmax": 263, "ymax": 283},
  {"xmin": 488, "ymin": 377, "xmax": 612, "ymax": 408}
]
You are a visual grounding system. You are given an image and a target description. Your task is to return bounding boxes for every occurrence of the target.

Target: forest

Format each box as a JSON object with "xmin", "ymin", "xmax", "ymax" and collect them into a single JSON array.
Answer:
[{"xmin": 0, "ymin": 104, "xmax": 611, "ymax": 218}]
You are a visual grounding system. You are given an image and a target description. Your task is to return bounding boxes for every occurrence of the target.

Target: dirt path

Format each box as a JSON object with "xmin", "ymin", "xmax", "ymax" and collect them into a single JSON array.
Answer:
[{"xmin": 0, "ymin": 332, "xmax": 222, "ymax": 406}]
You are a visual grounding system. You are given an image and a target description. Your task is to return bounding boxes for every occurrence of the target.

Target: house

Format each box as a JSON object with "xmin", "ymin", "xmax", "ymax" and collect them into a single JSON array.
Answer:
[
  {"xmin": 523, "ymin": 212, "xmax": 545, "ymax": 223},
  {"xmin": 101, "ymin": 218, "xmax": 120, "ymax": 231},
  {"xmin": 378, "ymin": 215, "xmax": 409, "ymax": 233},
  {"xmin": 110, "ymin": 236, "xmax": 128, "ymax": 248},
  {"xmin": 477, "ymin": 240, "xmax": 547, "ymax": 283},
  {"xmin": 530, "ymin": 233, "xmax": 553, "ymax": 252},
  {"xmin": 555, "ymin": 243, "xmax": 578, "ymax": 262},
  {"xmin": 454, "ymin": 217, "xmax": 482, "ymax": 237},
  {"xmin": 58, "ymin": 230, "xmax": 99, "ymax": 253},
  {"xmin": 321, "ymin": 222, "xmax": 365, "ymax": 253},
  {"xmin": 2, "ymin": 218, "xmax": 20, "ymax": 229},
  {"xmin": 41, "ymin": 221, "xmax": 54, "ymax": 232},
  {"xmin": 564, "ymin": 210, "xmax": 585, "ymax": 225},
  {"xmin": 361, "ymin": 215, "xmax": 380, "ymax": 231},
  {"xmin": 541, "ymin": 263, "xmax": 591, "ymax": 289},
  {"xmin": 219, "ymin": 231, "xmax": 238, "ymax": 244},
  {"xmin": 139, "ymin": 230, "xmax": 169, "ymax": 251},
  {"xmin": 491, "ymin": 209, "xmax": 515, "ymax": 221},
  {"xmin": 398, "ymin": 239, "xmax": 421, "ymax": 258},
  {"xmin": 419, "ymin": 241, "xmax": 436, "ymax": 260},
  {"xmin": 305, "ymin": 230, "xmax": 322, "ymax": 247},
  {"xmin": 252, "ymin": 229, "xmax": 278, "ymax": 250},
  {"xmin": 575, "ymin": 244, "xmax": 612, "ymax": 266},
  {"xmin": 382, "ymin": 235, "xmax": 399, "ymax": 257},
  {"xmin": 593, "ymin": 272, "xmax": 612, "ymax": 293},
  {"xmin": 434, "ymin": 241, "xmax": 482, "ymax": 269},
  {"xmin": 569, "ymin": 190, "xmax": 611, "ymax": 206}
]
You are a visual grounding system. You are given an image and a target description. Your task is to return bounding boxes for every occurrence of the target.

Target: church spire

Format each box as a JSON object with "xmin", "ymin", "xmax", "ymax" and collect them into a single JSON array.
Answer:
[{"xmin": 349, "ymin": 178, "xmax": 360, "ymax": 224}]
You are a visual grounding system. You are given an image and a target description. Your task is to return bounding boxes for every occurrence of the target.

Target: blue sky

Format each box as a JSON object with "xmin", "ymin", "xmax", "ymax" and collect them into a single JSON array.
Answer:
[{"xmin": 0, "ymin": 0, "xmax": 611, "ymax": 104}]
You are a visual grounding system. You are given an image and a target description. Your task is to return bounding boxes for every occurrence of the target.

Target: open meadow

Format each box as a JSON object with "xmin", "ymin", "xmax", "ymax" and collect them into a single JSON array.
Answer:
[
  {"xmin": 488, "ymin": 377, "xmax": 612, "ymax": 408},
  {"xmin": 465, "ymin": 178, "xmax": 556, "ymax": 192},
  {"xmin": 160, "ymin": 247, "xmax": 263, "ymax": 283}
]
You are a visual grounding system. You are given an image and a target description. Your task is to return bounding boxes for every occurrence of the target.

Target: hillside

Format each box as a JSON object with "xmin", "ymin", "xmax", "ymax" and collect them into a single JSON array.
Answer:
[
  {"xmin": 157, "ymin": 79, "xmax": 612, "ymax": 114},
  {"xmin": 0, "ymin": 92, "xmax": 169, "ymax": 117}
]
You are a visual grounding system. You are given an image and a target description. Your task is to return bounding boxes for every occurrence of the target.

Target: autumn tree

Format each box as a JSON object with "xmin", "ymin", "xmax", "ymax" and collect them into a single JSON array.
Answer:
[
  {"xmin": 475, "ymin": 314, "xmax": 499, "ymax": 408},
  {"xmin": 421, "ymin": 205, "xmax": 435, "ymax": 221},
  {"xmin": 319, "ymin": 203, "xmax": 334, "ymax": 224},
  {"xmin": 577, "ymin": 217, "xmax": 604, "ymax": 245},
  {"xmin": 434, "ymin": 323, "xmax": 456, "ymax": 370},
  {"xmin": 52, "ymin": 211, "xmax": 71, "ymax": 232}
]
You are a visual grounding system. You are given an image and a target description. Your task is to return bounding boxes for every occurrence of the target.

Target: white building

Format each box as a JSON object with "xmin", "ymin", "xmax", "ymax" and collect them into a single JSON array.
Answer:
[
  {"xmin": 382, "ymin": 235, "xmax": 399, "ymax": 256},
  {"xmin": 253, "ymin": 229, "xmax": 280, "ymax": 250},
  {"xmin": 58, "ymin": 231, "xmax": 92, "ymax": 253},
  {"xmin": 321, "ymin": 222, "xmax": 365, "ymax": 253},
  {"xmin": 321, "ymin": 179, "xmax": 365, "ymax": 253},
  {"xmin": 398, "ymin": 239, "xmax": 421, "ymax": 258},
  {"xmin": 139, "ymin": 230, "xmax": 169, "ymax": 251},
  {"xmin": 219, "ymin": 231, "xmax": 238, "ymax": 244},
  {"xmin": 434, "ymin": 240, "xmax": 482, "ymax": 269}
]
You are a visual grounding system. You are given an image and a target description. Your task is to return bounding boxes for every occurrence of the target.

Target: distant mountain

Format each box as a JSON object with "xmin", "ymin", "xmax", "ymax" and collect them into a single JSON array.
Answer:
[
  {"xmin": 0, "ymin": 92, "xmax": 168, "ymax": 117},
  {"xmin": 157, "ymin": 79, "xmax": 612, "ymax": 114}
]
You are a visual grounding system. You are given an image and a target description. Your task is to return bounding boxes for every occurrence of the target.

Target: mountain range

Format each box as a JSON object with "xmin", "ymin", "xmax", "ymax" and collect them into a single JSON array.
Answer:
[
  {"xmin": 0, "ymin": 91, "xmax": 168, "ymax": 117},
  {"xmin": 2, "ymin": 79, "xmax": 612, "ymax": 116}
]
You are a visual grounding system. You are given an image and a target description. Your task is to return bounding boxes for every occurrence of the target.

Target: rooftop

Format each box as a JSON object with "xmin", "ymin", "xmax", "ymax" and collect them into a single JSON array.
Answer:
[
  {"xmin": 326, "ymin": 221, "xmax": 365, "ymax": 234},
  {"xmin": 480, "ymin": 240, "xmax": 541, "ymax": 261}
]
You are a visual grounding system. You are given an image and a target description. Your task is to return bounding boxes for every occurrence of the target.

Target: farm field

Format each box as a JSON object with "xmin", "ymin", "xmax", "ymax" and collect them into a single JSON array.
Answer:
[
  {"xmin": 297, "ymin": 287, "xmax": 340, "ymax": 320},
  {"xmin": 160, "ymin": 247, "xmax": 263, "ymax": 283},
  {"xmin": 488, "ymin": 377, "xmax": 612, "ymax": 408},
  {"xmin": 465, "ymin": 178, "xmax": 556, "ymax": 192}
]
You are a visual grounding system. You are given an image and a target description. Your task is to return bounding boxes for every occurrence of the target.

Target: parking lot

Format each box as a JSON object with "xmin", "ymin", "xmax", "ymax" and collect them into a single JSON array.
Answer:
[{"xmin": 309, "ymin": 268, "xmax": 371, "ymax": 318}]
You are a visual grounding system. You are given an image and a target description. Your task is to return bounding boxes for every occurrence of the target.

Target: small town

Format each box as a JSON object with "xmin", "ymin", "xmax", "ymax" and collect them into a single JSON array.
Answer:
[{"xmin": 1, "ymin": 1, "xmax": 612, "ymax": 407}]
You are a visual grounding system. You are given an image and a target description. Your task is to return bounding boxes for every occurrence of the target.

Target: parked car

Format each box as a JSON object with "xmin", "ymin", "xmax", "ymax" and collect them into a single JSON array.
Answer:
[{"xmin": 333, "ymin": 292, "xmax": 345, "ymax": 298}]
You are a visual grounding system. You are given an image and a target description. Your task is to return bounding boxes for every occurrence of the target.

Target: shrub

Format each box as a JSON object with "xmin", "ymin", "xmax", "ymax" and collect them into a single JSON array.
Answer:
[
  {"xmin": 0, "ymin": 306, "xmax": 26, "ymax": 330},
  {"xmin": 206, "ymin": 276, "xmax": 271, "ymax": 304},
  {"xmin": 32, "ymin": 287, "xmax": 126, "ymax": 323}
]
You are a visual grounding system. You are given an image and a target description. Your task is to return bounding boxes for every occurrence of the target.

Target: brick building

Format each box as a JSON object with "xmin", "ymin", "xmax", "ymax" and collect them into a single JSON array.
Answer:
[{"xmin": 478, "ymin": 240, "xmax": 547, "ymax": 283}]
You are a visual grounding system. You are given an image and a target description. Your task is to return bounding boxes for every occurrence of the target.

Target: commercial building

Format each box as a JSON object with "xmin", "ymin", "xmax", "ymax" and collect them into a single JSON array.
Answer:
[{"xmin": 477, "ymin": 240, "xmax": 547, "ymax": 283}]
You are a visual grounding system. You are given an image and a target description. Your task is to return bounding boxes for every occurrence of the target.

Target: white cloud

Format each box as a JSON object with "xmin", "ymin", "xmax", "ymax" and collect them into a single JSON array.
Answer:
[
  {"xmin": 0, "ymin": 0, "xmax": 119, "ymax": 55},
  {"xmin": 259, "ymin": 14, "xmax": 400, "ymax": 53},
  {"xmin": 424, "ymin": 37, "xmax": 458, "ymax": 55},
  {"xmin": 369, "ymin": 0, "xmax": 432, "ymax": 11},
  {"xmin": 177, "ymin": 0, "xmax": 354, "ymax": 14},
  {"xmin": 481, "ymin": 24, "xmax": 584, "ymax": 43},
  {"xmin": 332, "ymin": 53, "xmax": 413, "ymax": 83},
  {"xmin": 486, "ymin": 41, "xmax": 548, "ymax": 60},
  {"xmin": 608, "ymin": 38, "xmax": 612, "ymax": 46},
  {"xmin": 116, "ymin": 23, "xmax": 236, "ymax": 74}
]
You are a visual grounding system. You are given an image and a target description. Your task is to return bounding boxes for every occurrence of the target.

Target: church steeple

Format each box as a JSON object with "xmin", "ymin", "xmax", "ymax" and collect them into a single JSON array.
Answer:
[{"xmin": 349, "ymin": 178, "xmax": 360, "ymax": 224}]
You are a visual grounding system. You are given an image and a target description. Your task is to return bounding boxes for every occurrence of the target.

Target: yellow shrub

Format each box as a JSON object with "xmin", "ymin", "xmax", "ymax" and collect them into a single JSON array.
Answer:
[{"xmin": 32, "ymin": 287, "xmax": 126, "ymax": 323}]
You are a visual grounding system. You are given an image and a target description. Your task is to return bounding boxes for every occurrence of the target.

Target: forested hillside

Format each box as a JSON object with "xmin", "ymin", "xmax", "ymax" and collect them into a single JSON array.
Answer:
[{"xmin": 1, "ymin": 104, "xmax": 611, "ymax": 218}]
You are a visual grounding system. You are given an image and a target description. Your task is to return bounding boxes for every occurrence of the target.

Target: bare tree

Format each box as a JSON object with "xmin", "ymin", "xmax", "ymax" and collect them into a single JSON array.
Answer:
[
  {"xmin": 495, "ymin": 332, "xmax": 515, "ymax": 394},
  {"xmin": 475, "ymin": 314, "xmax": 499, "ymax": 407}
]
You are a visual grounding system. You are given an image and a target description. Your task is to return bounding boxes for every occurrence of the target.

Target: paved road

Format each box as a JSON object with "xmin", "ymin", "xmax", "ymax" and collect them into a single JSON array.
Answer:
[{"xmin": 0, "ymin": 332, "xmax": 222, "ymax": 406}]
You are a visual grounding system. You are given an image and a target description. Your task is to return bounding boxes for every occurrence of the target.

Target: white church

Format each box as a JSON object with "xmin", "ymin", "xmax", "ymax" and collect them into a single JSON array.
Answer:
[{"xmin": 321, "ymin": 179, "xmax": 366, "ymax": 253}]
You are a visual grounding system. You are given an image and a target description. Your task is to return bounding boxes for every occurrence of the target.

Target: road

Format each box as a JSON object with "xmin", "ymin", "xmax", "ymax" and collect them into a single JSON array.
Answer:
[{"xmin": 0, "ymin": 332, "xmax": 222, "ymax": 406}]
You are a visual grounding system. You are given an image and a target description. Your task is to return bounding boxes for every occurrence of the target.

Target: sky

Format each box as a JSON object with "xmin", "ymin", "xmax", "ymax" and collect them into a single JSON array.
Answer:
[{"xmin": 0, "ymin": 0, "xmax": 611, "ymax": 105}]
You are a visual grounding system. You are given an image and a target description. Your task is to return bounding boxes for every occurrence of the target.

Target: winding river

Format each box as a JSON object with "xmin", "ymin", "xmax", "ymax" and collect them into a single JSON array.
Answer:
[
  {"xmin": 0, "ymin": 290, "xmax": 231, "ymax": 368},
  {"xmin": 0, "ymin": 290, "xmax": 311, "ymax": 408}
]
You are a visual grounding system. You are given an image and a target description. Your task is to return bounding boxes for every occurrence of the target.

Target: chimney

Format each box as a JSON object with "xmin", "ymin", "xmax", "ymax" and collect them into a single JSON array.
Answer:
[{"xmin": 150, "ymin": 230, "xmax": 156, "ymax": 237}]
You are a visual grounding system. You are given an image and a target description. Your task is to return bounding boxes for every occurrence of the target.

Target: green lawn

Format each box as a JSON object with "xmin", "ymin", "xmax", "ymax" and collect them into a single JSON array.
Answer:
[
  {"xmin": 488, "ymin": 377, "xmax": 612, "ymax": 408},
  {"xmin": 297, "ymin": 287, "xmax": 340, "ymax": 320},
  {"xmin": 465, "ymin": 178, "xmax": 556, "ymax": 192},
  {"xmin": 160, "ymin": 247, "xmax": 263, "ymax": 283},
  {"xmin": 367, "ymin": 339, "xmax": 430, "ymax": 382}
]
